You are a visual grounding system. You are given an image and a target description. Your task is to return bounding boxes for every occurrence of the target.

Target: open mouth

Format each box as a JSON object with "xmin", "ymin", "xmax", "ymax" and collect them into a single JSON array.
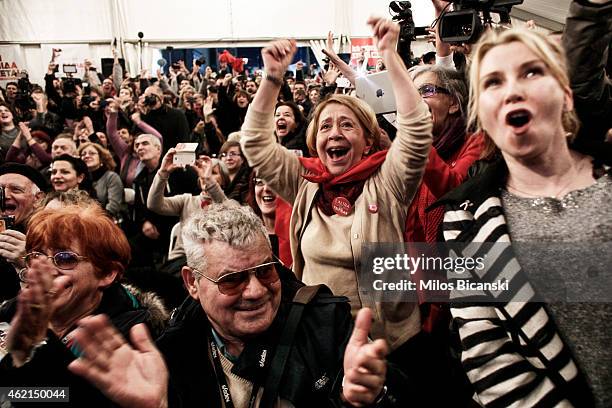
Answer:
[
  {"xmin": 2, "ymin": 203, "xmax": 17, "ymax": 213},
  {"xmin": 327, "ymin": 147, "xmax": 350, "ymax": 161},
  {"xmin": 262, "ymin": 194, "xmax": 275, "ymax": 203},
  {"xmin": 505, "ymin": 109, "xmax": 532, "ymax": 129},
  {"xmin": 276, "ymin": 121, "xmax": 288, "ymax": 133}
]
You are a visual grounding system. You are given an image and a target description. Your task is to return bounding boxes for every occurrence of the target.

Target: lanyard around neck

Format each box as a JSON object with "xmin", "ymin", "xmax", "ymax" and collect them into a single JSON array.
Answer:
[{"xmin": 209, "ymin": 339, "xmax": 260, "ymax": 408}]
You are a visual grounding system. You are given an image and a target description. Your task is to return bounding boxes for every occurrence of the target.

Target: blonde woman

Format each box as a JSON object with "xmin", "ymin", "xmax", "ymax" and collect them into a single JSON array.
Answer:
[{"xmin": 439, "ymin": 28, "xmax": 611, "ymax": 407}]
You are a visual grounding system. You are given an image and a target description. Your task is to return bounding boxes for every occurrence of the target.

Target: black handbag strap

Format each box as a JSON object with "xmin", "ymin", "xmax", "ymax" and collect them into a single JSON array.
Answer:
[{"xmin": 259, "ymin": 284, "xmax": 322, "ymax": 408}]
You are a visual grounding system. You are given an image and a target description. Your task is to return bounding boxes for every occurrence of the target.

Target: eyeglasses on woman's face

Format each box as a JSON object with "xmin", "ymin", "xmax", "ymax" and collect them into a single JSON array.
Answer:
[
  {"xmin": 220, "ymin": 151, "xmax": 242, "ymax": 159},
  {"xmin": 417, "ymin": 84, "xmax": 451, "ymax": 98},
  {"xmin": 22, "ymin": 250, "xmax": 88, "ymax": 270},
  {"xmin": 192, "ymin": 260, "xmax": 280, "ymax": 296}
]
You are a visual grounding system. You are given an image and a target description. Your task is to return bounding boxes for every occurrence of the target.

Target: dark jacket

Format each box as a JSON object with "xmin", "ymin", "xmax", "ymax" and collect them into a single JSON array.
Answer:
[
  {"xmin": 0, "ymin": 283, "xmax": 168, "ymax": 408},
  {"xmin": 142, "ymin": 106, "xmax": 190, "ymax": 153},
  {"xmin": 156, "ymin": 266, "xmax": 411, "ymax": 408},
  {"xmin": 563, "ymin": 0, "xmax": 612, "ymax": 163}
]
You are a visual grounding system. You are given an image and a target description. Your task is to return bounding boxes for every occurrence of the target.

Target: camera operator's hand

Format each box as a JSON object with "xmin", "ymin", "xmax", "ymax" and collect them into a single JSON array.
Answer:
[
  {"xmin": 7, "ymin": 257, "xmax": 70, "ymax": 367},
  {"xmin": 159, "ymin": 148, "xmax": 182, "ymax": 177},
  {"xmin": 261, "ymin": 39, "xmax": 297, "ymax": 79},
  {"xmin": 367, "ymin": 17, "xmax": 400, "ymax": 54},
  {"xmin": 0, "ymin": 229, "xmax": 26, "ymax": 267}
]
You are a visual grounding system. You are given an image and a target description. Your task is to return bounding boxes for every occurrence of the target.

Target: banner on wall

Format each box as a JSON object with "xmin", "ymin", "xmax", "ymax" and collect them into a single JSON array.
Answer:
[
  {"xmin": 40, "ymin": 44, "xmax": 91, "ymax": 79},
  {"xmin": 0, "ymin": 45, "xmax": 26, "ymax": 85},
  {"xmin": 349, "ymin": 38, "xmax": 380, "ymax": 70}
]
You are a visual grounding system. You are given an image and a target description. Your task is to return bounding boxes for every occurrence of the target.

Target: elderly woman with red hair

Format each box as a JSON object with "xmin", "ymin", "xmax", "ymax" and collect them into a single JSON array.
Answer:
[{"xmin": 0, "ymin": 204, "xmax": 167, "ymax": 406}]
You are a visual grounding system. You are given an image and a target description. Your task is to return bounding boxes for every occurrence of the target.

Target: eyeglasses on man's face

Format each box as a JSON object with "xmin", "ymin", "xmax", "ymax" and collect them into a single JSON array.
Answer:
[
  {"xmin": 220, "ymin": 151, "xmax": 242, "ymax": 159},
  {"xmin": 192, "ymin": 260, "xmax": 280, "ymax": 296},
  {"xmin": 417, "ymin": 84, "xmax": 451, "ymax": 98}
]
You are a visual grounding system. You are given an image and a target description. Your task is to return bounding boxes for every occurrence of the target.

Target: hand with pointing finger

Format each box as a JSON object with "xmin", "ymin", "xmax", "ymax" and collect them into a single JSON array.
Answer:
[{"xmin": 342, "ymin": 308, "xmax": 388, "ymax": 407}]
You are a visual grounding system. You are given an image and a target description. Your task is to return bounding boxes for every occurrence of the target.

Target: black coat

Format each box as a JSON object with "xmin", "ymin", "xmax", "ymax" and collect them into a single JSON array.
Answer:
[
  {"xmin": 0, "ymin": 283, "xmax": 168, "ymax": 408},
  {"xmin": 156, "ymin": 265, "xmax": 412, "ymax": 408},
  {"xmin": 142, "ymin": 106, "xmax": 190, "ymax": 153}
]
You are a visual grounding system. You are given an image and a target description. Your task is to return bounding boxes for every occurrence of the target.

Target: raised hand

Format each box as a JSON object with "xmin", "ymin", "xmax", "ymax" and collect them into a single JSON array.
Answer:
[
  {"xmin": 202, "ymin": 96, "xmax": 216, "ymax": 123},
  {"xmin": 0, "ymin": 229, "xmax": 27, "ymax": 266},
  {"xmin": 68, "ymin": 315, "xmax": 168, "ymax": 408},
  {"xmin": 159, "ymin": 148, "xmax": 181, "ymax": 175},
  {"xmin": 190, "ymin": 155, "xmax": 214, "ymax": 183},
  {"xmin": 261, "ymin": 39, "xmax": 297, "ymax": 78},
  {"xmin": 367, "ymin": 17, "xmax": 400, "ymax": 54},
  {"xmin": 342, "ymin": 308, "xmax": 388, "ymax": 407},
  {"xmin": 322, "ymin": 63, "xmax": 341, "ymax": 86},
  {"xmin": 7, "ymin": 257, "xmax": 70, "ymax": 367}
]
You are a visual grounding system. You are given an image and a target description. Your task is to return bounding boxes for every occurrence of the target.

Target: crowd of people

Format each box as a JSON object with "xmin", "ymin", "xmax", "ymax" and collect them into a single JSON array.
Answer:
[{"xmin": 0, "ymin": 0, "xmax": 610, "ymax": 406}]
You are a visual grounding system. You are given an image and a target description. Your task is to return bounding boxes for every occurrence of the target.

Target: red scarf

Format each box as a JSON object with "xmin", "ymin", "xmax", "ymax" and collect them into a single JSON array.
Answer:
[{"xmin": 298, "ymin": 150, "xmax": 388, "ymax": 216}]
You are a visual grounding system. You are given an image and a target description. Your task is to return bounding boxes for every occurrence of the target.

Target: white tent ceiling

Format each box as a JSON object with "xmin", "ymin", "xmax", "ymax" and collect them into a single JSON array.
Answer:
[{"xmin": 0, "ymin": 0, "xmax": 571, "ymax": 86}]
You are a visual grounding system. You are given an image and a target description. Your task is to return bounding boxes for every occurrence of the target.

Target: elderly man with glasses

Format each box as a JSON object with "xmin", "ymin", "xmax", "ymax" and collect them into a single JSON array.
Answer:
[{"xmin": 67, "ymin": 202, "xmax": 413, "ymax": 408}]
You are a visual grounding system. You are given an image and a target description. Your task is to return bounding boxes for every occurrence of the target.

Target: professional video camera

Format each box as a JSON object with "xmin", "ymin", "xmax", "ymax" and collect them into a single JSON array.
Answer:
[
  {"xmin": 389, "ymin": 1, "xmax": 417, "ymax": 68},
  {"xmin": 439, "ymin": 0, "xmax": 523, "ymax": 44},
  {"xmin": 14, "ymin": 72, "xmax": 36, "ymax": 113}
]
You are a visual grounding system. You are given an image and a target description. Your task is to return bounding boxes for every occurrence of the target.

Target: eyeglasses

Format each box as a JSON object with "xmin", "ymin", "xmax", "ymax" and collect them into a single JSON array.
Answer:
[
  {"xmin": 22, "ymin": 251, "xmax": 89, "ymax": 271},
  {"xmin": 417, "ymin": 84, "xmax": 451, "ymax": 98},
  {"xmin": 253, "ymin": 178, "xmax": 265, "ymax": 187},
  {"xmin": 192, "ymin": 260, "xmax": 280, "ymax": 296},
  {"xmin": 220, "ymin": 151, "xmax": 242, "ymax": 159}
]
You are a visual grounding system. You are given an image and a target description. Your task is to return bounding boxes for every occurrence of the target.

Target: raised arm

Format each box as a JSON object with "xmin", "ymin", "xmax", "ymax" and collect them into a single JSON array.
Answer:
[
  {"xmin": 147, "ymin": 149, "xmax": 186, "ymax": 216},
  {"xmin": 106, "ymin": 101, "xmax": 130, "ymax": 161},
  {"xmin": 322, "ymin": 31, "xmax": 358, "ymax": 86},
  {"xmin": 240, "ymin": 40, "xmax": 304, "ymax": 204},
  {"xmin": 368, "ymin": 17, "xmax": 433, "ymax": 203}
]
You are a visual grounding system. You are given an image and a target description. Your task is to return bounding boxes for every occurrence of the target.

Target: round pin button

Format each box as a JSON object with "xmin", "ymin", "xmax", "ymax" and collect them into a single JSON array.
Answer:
[
  {"xmin": 368, "ymin": 204, "xmax": 378, "ymax": 214},
  {"xmin": 332, "ymin": 197, "xmax": 352, "ymax": 216}
]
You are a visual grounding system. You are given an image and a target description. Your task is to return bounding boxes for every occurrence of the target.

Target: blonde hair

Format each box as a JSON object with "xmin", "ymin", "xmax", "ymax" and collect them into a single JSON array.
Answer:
[
  {"xmin": 305, "ymin": 94, "xmax": 381, "ymax": 157},
  {"xmin": 467, "ymin": 28, "xmax": 580, "ymax": 159}
]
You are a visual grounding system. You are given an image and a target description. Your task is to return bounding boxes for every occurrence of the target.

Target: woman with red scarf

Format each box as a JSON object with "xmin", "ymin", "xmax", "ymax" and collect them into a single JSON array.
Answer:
[{"xmin": 240, "ymin": 18, "xmax": 433, "ymax": 356}]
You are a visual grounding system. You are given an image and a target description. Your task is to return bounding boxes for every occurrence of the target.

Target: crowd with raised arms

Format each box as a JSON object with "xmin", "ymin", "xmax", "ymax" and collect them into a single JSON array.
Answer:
[{"xmin": 0, "ymin": 0, "xmax": 610, "ymax": 406}]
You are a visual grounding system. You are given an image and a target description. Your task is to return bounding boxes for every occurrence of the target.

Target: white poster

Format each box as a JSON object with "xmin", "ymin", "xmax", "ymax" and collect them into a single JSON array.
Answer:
[{"xmin": 0, "ymin": 45, "xmax": 26, "ymax": 85}]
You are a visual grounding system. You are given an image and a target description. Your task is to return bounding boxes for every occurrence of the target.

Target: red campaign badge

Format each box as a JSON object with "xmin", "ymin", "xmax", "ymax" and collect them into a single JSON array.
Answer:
[
  {"xmin": 332, "ymin": 197, "xmax": 352, "ymax": 216},
  {"xmin": 368, "ymin": 203, "xmax": 378, "ymax": 214}
]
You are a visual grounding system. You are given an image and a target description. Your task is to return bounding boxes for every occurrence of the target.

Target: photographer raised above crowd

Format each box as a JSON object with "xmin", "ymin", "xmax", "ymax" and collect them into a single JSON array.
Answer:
[{"xmin": 0, "ymin": 0, "xmax": 610, "ymax": 406}]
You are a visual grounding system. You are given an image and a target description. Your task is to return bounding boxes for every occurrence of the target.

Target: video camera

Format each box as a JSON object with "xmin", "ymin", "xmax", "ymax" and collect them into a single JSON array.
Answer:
[
  {"xmin": 439, "ymin": 0, "xmax": 524, "ymax": 44},
  {"xmin": 14, "ymin": 72, "xmax": 36, "ymax": 113}
]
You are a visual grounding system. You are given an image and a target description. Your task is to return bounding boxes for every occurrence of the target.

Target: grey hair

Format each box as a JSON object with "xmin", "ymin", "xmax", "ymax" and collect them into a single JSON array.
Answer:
[
  {"xmin": 210, "ymin": 158, "xmax": 230, "ymax": 188},
  {"xmin": 182, "ymin": 201, "xmax": 270, "ymax": 276},
  {"xmin": 135, "ymin": 134, "xmax": 161, "ymax": 150},
  {"xmin": 411, "ymin": 65, "xmax": 469, "ymax": 118}
]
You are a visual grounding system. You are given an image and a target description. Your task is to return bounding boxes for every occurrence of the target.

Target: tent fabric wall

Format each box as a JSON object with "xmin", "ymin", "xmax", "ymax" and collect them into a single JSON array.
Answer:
[{"xmin": 1, "ymin": 0, "xmax": 568, "ymax": 86}]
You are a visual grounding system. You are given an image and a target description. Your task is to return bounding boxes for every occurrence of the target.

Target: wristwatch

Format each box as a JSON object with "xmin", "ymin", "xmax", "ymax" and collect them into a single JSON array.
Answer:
[{"xmin": 263, "ymin": 71, "xmax": 284, "ymax": 87}]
